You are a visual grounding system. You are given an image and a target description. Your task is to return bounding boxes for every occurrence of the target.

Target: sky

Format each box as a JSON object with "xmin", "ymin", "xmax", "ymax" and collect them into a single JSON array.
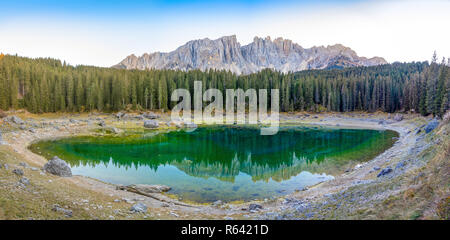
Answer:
[{"xmin": 0, "ymin": 0, "xmax": 449, "ymax": 67}]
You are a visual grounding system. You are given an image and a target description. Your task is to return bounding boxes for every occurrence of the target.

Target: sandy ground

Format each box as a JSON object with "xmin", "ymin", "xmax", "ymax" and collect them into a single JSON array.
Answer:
[{"xmin": 0, "ymin": 112, "xmax": 441, "ymax": 219}]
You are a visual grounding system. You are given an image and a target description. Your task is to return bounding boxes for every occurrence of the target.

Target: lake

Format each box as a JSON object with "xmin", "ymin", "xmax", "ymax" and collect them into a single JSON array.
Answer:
[{"xmin": 29, "ymin": 125, "xmax": 398, "ymax": 202}]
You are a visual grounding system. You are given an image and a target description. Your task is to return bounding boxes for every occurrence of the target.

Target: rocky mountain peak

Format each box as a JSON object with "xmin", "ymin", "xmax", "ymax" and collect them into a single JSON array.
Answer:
[{"xmin": 113, "ymin": 35, "xmax": 387, "ymax": 74}]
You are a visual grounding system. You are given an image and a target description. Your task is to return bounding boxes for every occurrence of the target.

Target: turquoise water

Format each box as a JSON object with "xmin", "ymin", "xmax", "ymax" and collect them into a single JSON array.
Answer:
[{"xmin": 29, "ymin": 126, "xmax": 398, "ymax": 202}]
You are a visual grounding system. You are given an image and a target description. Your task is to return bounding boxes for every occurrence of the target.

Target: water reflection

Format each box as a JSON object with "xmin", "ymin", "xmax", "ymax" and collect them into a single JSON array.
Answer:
[{"xmin": 29, "ymin": 126, "xmax": 397, "ymax": 202}]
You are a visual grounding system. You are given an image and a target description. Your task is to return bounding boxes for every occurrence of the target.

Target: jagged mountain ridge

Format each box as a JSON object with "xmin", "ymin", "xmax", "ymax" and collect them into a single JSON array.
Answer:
[{"xmin": 113, "ymin": 35, "xmax": 387, "ymax": 74}]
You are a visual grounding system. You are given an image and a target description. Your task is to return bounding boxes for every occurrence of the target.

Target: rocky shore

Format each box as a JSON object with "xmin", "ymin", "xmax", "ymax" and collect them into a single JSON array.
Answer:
[{"xmin": 0, "ymin": 111, "xmax": 448, "ymax": 219}]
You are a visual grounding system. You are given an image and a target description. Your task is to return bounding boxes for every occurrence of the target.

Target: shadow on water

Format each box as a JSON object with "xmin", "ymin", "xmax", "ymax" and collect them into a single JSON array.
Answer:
[{"xmin": 29, "ymin": 126, "xmax": 398, "ymax": 202}]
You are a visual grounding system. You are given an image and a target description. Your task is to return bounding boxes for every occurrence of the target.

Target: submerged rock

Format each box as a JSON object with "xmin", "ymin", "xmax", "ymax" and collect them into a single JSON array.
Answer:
[
  {"xmin": 43, "ymin": 156, "xmax": 72, "ymax": 177},
  {"xmin": 144, "ymin": 120, "xmax": 159, "ymax": 128},
  {"xmin": 118, "ymin": 184, "xmax": 171, "ymax": 195},
  {"xmin": 52, "ymin": 204, "xmax": 73, "ymax": 217},
  {"xmin": 130, "ymin": 203, "xmax": 147, "ymax": 213},
  {"xmin": 248, "ymin": 203, "xmax": 263, "ymax": 211},
  {"xmin": 425, "ymin": 119, "xmax": 439, "ymax": 133}
]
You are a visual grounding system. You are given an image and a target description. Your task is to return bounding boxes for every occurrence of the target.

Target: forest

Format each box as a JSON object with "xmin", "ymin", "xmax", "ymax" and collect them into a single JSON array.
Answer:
[{"xmin": 0, "ymin": 53, "xmax": 448, "ymax": 117}]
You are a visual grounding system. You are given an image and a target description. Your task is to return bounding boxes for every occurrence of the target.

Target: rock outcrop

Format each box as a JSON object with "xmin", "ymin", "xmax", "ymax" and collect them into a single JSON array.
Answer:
[{"xmin": 113, "ymin": 35, "xmax": 387, "ymax": 75}]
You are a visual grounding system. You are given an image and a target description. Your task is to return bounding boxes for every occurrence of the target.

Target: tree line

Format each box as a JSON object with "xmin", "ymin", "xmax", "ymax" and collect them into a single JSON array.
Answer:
[{"xmin": 0, "ymin": 53, "xmax": 448, "ymax": 117}]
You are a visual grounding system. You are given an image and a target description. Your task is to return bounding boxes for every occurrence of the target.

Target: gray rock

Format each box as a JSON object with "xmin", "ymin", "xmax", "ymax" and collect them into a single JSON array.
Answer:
[
  {"xmin": 20, "ymin": 177, "xmax": 30, "ymax": 185},
  {"xmin": 248, "ymin": 203, "xmax": 263, "ymax": 211},
  {"xmin": 184, "ymin": 122, "xmax": 198, "ymax": 128},
  {"xmin": 212, "ymin": 200, "xmax": 223, "ymax": 207},
  {"xmin": 19, "ymin": 162, "xmax": 28, "ymax": 168},
  {"xmin": 130, "ymin": 203, "xmax": 147, "ymax": 213},
  {"xmin": 377, "ymin": 167, "xmax": 392, "ymax": 177},
  {"xmin": 12, "ymin": 168, "xmax": 24, "ymax": 176},
  {"xmin": 52, "ymin": 204, "xmax": 73, "ymax": 217},
  {"xmin": 373, "ymin": 166, "xmax": 381, "ymax": 171},
  {"xmin": 113, "ymin": 35, "xmax": 386, "ymax": 75},
  {"xmin": 393, "ymin": 114, "xmax": 403, "ymax": 121},
  {"xmin": 170, "ymin": 121, "xmax": 182, "ymax": 128},
  {"xmin": 144, "ymin": 120, "xmax": 159, "ymax": 128},
  {"xmin": 98, "ymin": 121, "xmax": 106, "ymax": 127},
  {"xmin": 142, "ymin": 112, "xmax": 159, "ymax": 119},
  {"xmin": 43, "ymin": 156, "xmax": 72, "ymax": 177},
  {"xmin": 425, "ymin": 119, "xmax": 439, "ymax": 133},
  {"xmin": 115, "ymin": 112, "xmax": 125, "ymax": 119},
  {"xmin": 117, "ymin": 184, "xmax": 171, "ymax": 195}
]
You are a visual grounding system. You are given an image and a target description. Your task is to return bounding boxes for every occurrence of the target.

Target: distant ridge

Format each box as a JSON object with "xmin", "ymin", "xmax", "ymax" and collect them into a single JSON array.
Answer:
[{"xmin": 113, "ymin": 35, "xmax": 387, "ymax": 74}]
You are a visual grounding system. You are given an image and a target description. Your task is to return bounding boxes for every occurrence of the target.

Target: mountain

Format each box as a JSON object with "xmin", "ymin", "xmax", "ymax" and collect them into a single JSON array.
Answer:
[{"xmin": 113, "ymin": 35, "xmax": 387, "ymax": 75}]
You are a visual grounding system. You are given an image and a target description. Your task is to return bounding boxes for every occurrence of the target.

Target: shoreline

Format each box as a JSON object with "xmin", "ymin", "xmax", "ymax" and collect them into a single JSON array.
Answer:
[{"xmin": 0, "ymin": 112, "xmax": 443, "ymax": 219}]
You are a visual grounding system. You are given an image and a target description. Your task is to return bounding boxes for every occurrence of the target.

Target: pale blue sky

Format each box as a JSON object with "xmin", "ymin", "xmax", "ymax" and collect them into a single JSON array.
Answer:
[{"xmin": 1, "ymin": 0, "xmax": 449, "ymax": 67}]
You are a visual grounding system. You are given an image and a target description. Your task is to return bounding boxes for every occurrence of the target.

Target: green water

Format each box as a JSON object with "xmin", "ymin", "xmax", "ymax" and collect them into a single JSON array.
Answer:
[{"xmin": 29, "ymin": 126, "xmax": 398, "ymax": 203}]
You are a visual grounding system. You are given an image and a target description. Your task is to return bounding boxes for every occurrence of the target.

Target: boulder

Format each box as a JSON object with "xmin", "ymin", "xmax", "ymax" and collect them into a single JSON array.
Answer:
[
  {"xmin": 98, "ymin": 121, "xmax": 106, "ymax": 127},
  {"xmin": 248, "ymin": 203, "xmax": 263, "ymax": 211},
  {"xmin": 52, "ymin": 204, "xmax": 73, "ymax": 217},
  {"xmin": 115, "ymin": 112, "xmax": 125, "ymax": 119},
  {"xmin": 43, "ymin": 156, "xmax": 72, "ymax": 177},
  {"xmin": 393, "ymin": 114, "xmax": 403, "ymax": 121},
  {"xmin": 376, "ymin": 167, "xmax": 392, "ymax": 177},
  {"xmin": 20, "ymin": 177, "xmax": 30, "ymax": 185},
  {"xmin": 144, "ymin": 120, "xmax": 159, "ymax": 128},
  {"xmin": 130, "ymin": 203, "xmax": 147, "ymax": 213},
  {"xmin": 425, "ymin": 119, "xmax": 439, "ymax": 133},
  {"xmin": 19, "ymin": 162, "xmax": 28, "ymax": 167},
  {"xmin": 143, "ymin": 112, "xmax": 159, "ymax": 119},
  {"xmin": 12, "ymin": 168, "xmax": 24, "ymax": 176},
  {"xmin": 8, "ymin": 116, "xmax": 24, "ymax": 125}
]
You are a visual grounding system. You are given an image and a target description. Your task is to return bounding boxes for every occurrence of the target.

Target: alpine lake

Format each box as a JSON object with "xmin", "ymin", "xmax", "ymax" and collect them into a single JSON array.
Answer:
[{"xmin": 29, "ymin": 125, "xmax": 398, "ymax": 203}]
